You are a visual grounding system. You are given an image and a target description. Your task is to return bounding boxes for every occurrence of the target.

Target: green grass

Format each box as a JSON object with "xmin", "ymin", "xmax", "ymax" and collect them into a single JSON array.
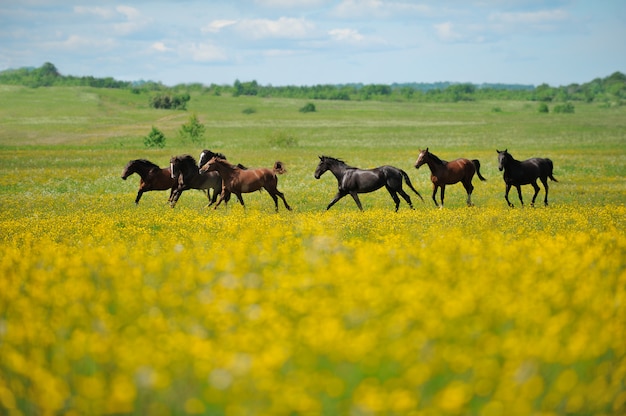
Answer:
[{"xmin": 0, "ymin": 85, "xmax": 625, "ymax": 211}]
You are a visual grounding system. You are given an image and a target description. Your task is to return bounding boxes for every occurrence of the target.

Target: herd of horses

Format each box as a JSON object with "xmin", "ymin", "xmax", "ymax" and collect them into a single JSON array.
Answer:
[{"xmin": 121, "ymin": 148, "xmax": 558, "ymax": 211}]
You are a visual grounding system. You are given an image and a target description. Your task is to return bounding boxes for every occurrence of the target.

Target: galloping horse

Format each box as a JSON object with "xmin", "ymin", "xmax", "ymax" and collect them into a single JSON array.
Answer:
[
  {"xmin": 314, "ymin": 156, "xmax": 423, "ymax": 211},
  {"xmin": 121, "ymin": 159, "xmax": 177, "ymax": 204},
  {"xmin": 497, "ymin": 149, "xmax": 558, "ymax": 207},
  {"xmin": 170, "ymin": 155, "xmax": 223, "ymax": 208},
  {"xmin": 414, "ymin": 148, "xmax": 486, "ymax": 207},
  {"xmin": 199, "ymin": 157, "xmax": 292, "ymax": 211},
  {"xmin": 198, "ymin": 149, "xmax": 226, "ymax": 170}
]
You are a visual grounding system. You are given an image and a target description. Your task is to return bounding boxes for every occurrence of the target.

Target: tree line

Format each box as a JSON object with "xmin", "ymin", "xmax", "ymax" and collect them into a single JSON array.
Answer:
[{"xmin": 1, "ymin": 62, "xmax": 624, "ymax": 105}]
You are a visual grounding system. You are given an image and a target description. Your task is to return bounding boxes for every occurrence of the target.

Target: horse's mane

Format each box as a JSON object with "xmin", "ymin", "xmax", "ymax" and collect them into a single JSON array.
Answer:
[
  {"xmin": 176, "ymin": 154, "xmax": 197, "ymax": 165},
  {"xmin": 132, "ymin": 159, "xmax": 160, "ymax": 169},
  {"xmin": 427, "ymin": 151, "xmax": 447, "ymax": 166},
  {"xmin": 200, "ymin": 149, "xmax": 226, "ymax": 159},
  {"xmin": 320, "ymin": 155, "xmax": 352, "ymax": 168}
]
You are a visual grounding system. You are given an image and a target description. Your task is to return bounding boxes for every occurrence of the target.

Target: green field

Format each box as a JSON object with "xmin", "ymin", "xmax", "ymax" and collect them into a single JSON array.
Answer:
[{"xmin": 0, "ymin": 86, "xmax": 625, "ymax": 415}]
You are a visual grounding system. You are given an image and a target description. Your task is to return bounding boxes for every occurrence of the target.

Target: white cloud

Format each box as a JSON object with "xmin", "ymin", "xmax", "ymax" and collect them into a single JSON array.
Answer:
[
  {"xmin": 73, "ymin": 6, "xmax": 116, "ymax": 19},
  {"xmin": 235, "ymin": 17, "xmax": 315, "ymax": 39},
  {"xmin": 489, "ymin": 9, "xmax": 569, "ymax": 25},
  {"xmin": 434, "ymin": 22, "xmax": 462, "ymax": 42},
  {"xmin": 329, "ymin": 28, "xmax": 364, "ymax": 43},
  {"xmin": 151, "ymin": 42, "xmax": 172, "ymax": 53},
  {"xmin": 187, "ymin": 43, "xmax": 228, "ymax": 62},
  {"xmin": 332, "ymin": 0, "xmax": 433, "ymax": 19},
  {"xmin": 203, "ymin": 20, "xmax": 238, "ymax": 34}
]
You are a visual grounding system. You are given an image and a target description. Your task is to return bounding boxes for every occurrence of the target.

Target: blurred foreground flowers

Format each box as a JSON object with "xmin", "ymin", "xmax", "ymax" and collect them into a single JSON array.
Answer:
[{"xmin": 1, "ymin": 201, "xmax": 625, "ymax": 415}]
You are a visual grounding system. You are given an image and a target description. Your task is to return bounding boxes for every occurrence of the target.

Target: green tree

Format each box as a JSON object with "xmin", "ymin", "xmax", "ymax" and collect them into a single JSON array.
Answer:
[
  {"xmin": 144, "ymin": 126, "xmax": 166, "ymax": 148},
  {"xmin": 179, "ymin": 113, "xmax": 206, "ymax": 144}
]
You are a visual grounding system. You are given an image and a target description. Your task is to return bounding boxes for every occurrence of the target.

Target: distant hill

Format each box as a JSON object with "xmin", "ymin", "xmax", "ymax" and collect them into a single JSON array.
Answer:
[{"xmin": 1, "ymin": 62, "xmax": 624, "ymax": 104}]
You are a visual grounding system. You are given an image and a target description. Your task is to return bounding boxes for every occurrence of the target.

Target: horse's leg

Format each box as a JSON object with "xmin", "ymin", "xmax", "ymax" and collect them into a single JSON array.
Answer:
[
  {"xmin": 350, "ymin": 192, "xmax": 364, "ymax": 211},
  {"xmin": 395, "ymin": 188, "xmax": 414, "ymax": 210},
  {"xmin": 170, "ymin": 187, "xmax": 184, "ymax": 208},
  {"xmin": 326, "ymin": 191, "xmax": 348, "ymax": 210},
  {"xmin": 235, "ymin": 193, "xmax": 245, "ymax": 208},
  {"xmin": 431, "ymin": 185, "xmax": 439, "ymax": 207},
  {"xmin": 540, "ymin": 177, "xmax": 549, "ymax": 206},
  {"xmin": 463, "ymin": 180, "xmax": 475, "ymax": 207},
  {"xmin": 274, "ymin": 189, "xmax": 292, "ymax": 211},
  {"xmin": 504, "ymin": 184, "xmax": 513, "ymax": 207},
  {"xmin": 439, "ymin": 185, "xmax": 446, "ymax": 208},
  {"xmin": 530, "ymin": 181, "xmax": 540, "ymax": 207},
  {"xmin": 135, "ymin": 190, "xmax": 143, "ymax": 204},
  {"xmin": 385, "ymin": 187, "xmax": 402, "ymax": 211},
  {"xmin": 515, "ymin": 185, "xmax": 524, "ymax": 206},
  {"xmin": 213, "ymin": 189, "xmax": 228, "ymax": 209}
]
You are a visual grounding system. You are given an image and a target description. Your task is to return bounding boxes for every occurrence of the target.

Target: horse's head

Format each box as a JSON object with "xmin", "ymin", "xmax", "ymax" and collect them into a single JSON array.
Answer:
[
  {"xmin": 121, "ymin": 160, "xmax": 136, "ymax": 180},
  {"xmin": 198, "ymin": 149, "xmax": 226, "ymax": 168},
  {"xmin": 170, "ymin": 156, "xmax": 181, "ymax": 179},
  {"xmin": 414, "ymin": 148, "xmax": 429, "ymax": 169},
  {"xmin": 199, "ymin": 156, "xmax": 220, "ymax": 174},
  {"xmin": 496, "ymin": 149, "xmax": 509, "ymax": 171},
  {"xmin": 314, "ymin": 156, "xmax": 332, "ymax": 179}
]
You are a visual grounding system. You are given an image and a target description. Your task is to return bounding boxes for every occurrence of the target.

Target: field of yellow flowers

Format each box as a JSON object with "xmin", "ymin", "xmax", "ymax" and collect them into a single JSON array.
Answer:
[
  {"xmin": 1, "ymin": 88, "xmax": 625, "ymax": 415},
  {"xmin": 1, "ymin": 193, "xmax": 625, "ymax": 415}
]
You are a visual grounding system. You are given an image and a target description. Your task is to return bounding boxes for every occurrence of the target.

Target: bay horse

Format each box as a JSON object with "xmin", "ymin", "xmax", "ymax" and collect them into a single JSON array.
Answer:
[
  {"xmin": 121, "ymin": 159, "xmax": 177, "ymax": 204},
  {"xmin": 199, "ymin": 157, "xmax": 292, "ymax": 211},
  {"xmin": 414, "ymin": 148, "xmax": 486, "ymax": 208},
  {"xmin": 497, "ymin": 149, "xmax": 558, "ymax": 207},
  {"xmin": 314, "ymin": 156, "xmax": 424, "ymax": 211},
  {"xmin": 169, "ymin": 154, "xmax": 224, "ymax": 208}
]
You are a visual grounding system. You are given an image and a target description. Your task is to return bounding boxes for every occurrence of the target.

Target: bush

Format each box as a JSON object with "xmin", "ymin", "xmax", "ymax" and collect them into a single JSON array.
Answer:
[
  {"xmin": 144, "ymin": 126, "xmax": 166, "ymax": 148},
  {"xmin": 299, "ymin": 102, "xmax": 316, "ymax": 113},
  {"xmin": 179, "ymin": 113, "xmax": 205, "ymax": 144},
  {"xmin": 553, "ymin": 102, "xmax": 575, "ymax": 113},
  {"xmin": 242, "ymin": 107, "xmax": 256, "ymax": 115},
  {"xmin": 267, "ymin": 130, "xmax": 298, "ymax": 148},
  {"xmin": 150, "ymin": 93, "xmax": 190, "ymax": 110},
  {"xmin": 538, "ymin": 103, "xmax": 550, "ymax": 113}
]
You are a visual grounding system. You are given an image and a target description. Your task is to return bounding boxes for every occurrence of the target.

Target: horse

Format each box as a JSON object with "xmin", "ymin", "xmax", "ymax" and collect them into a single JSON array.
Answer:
[
  {"xmin": 496, "ymin": 149, "xmax": 558, "ymax": 207},
  {"xmin": 198, "ymin": 149, "xmax": 226, "ymax": 170},
  {"xmin": 169, "ymin": 154, "xmax": 223, "ymax": 208},
  {"xmin": 414, "ymin": 148, "xmax": 486, "ymax": 208},
  {"xmin": 121, "ymin": 159, "xmax": 177, "ymax": 204},
  {"xmin": 199, "ymin": 157, "xmax": 292, "ymax": 211},
  {"xmin": 314, "ymin": 156, "xmax": 424, "ymax": 211}
]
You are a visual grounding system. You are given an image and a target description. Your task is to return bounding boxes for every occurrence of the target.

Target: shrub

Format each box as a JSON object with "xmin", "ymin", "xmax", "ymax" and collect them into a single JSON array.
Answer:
[
  {"xmin": 144, "ymin": 126, "xmax": 166, "ymax": 148},
  {"xmin": 267, "ymin": 130, "xmax": 298, "ymax": 148},
  {"xmin": 553, "ymin": 102, "xmax": 575, "ymax": 113},
  {"xmin": 242, "ymin": 107, "xmax": 256, "ymax": 115},
  {"xmin": 538, "ymin": 103, "xmax": 550, "ymax": 113},
  {"xmin": 299, "ymin": 102, "xmax": 316, "ymax": 113},
  {"xmin": 179, "ymin": 113, "xmax": 205, "ymax": 144},
  {"xmin": 150, "ymin": 93, "xmax": 190, "ymax": 110}
]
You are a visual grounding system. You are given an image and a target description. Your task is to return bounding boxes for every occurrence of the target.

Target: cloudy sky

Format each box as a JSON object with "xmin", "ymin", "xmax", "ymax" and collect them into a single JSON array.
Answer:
[{"xmin": 1, "ymin": 1, "xmax": 624, "ymax": 87}]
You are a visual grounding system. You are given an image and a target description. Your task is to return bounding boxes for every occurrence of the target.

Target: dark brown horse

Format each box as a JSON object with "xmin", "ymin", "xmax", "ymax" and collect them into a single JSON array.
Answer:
[
  {"xmin": 497, "ymin": 149, "xmax": 558, "ymax": 207},
  {"xmin": 121, "ymin": 159, "xmax": 177, "ymax": 204},
  {"xmin": 199, "ymin": 157, "xmax": 292, "ymax": 211},
  {"xmin": 414, "ymin": 148, "xmax": 486, "ymax": 207},
  {"xmin": 169, "ymin": 155, "xmax": 223, "ymax": 208},
  {"xmin": 314, "ymin": 156, "xmax": 423, "ymax": 211}
]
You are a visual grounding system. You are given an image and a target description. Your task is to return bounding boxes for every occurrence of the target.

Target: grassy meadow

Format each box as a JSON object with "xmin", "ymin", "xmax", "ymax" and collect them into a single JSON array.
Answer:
[{"xmin": 0, "ymin": 85, "xmax": 625, "ymax": 415}]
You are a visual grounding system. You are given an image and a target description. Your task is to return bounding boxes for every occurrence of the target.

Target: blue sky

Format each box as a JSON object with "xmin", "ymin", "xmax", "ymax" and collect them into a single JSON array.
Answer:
[{"xmin": 1, "ymin": 1, "xmax": 624, "ymax": 87}]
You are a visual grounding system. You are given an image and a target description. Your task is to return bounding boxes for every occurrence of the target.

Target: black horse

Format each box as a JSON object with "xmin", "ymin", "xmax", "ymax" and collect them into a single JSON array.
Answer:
[
  {"xmin": 121, "ymin": 159, "xmax": 178, "ymax": 204},
  {"xmin": 497, "ymin": 149, "xmax": 558, "ymax": 207},
  {"xmin": 170, "ymin": 154, "xmax": 223, "ymax": 208},
  {"xmin": 314, "ymin": 156, "xmax": 423, "ymax": 211},
  {"xmin": 198, "ymin": 149, "xmax": 227, "ymax": 170}
]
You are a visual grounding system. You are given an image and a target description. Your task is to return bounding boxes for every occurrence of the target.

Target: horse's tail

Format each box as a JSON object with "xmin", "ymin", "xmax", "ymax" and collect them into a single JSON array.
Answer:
[
  {"xmin": 472, "ymin": 159, "xmax": 487, "ymax": 181},
  {"xmin": 547, "ymin": 159, "xmax": 558, "ymax": 182},
  {"xmin": 400, "ymin": 169, "xmax": 424, "ymax": 202},
  {"xmin": 273, "ymin": 161, "xmax": 287, "ymax": 174}
]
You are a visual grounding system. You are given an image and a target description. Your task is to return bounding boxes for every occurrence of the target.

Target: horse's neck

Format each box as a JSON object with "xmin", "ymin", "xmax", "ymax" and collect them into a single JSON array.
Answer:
[
  {"xmin": 424, "ymin": 157, "xmax": 443, "ymax": 173},
  {"xmin": 138, "ymin": 163, "xmax": 156, "ymax": 179},
  {"xmin": 328, "ymin": 164, "xmax": 349, "ymax": 181},
  {"xmin": 214, "ymin": 162, "xmax": 236, "ymax": 178}
]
